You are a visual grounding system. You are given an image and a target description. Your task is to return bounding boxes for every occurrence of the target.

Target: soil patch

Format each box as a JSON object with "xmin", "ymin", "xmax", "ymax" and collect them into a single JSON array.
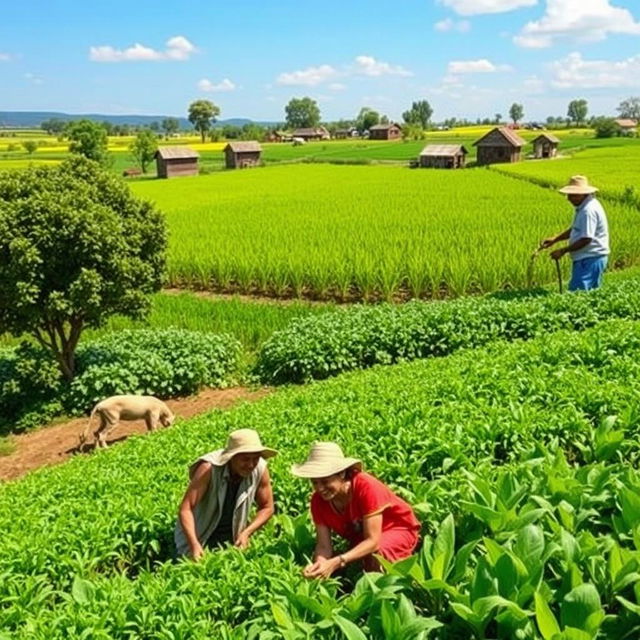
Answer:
[{"xmin": 0, "ymin": 387, "xmax": 270, "ymax": 483}]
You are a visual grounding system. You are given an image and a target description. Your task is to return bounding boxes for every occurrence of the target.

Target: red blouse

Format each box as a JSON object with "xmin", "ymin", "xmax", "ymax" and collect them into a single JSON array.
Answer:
[{"xmin": 310, "ymin": 471, "xmax": 420, "ymax": 545}]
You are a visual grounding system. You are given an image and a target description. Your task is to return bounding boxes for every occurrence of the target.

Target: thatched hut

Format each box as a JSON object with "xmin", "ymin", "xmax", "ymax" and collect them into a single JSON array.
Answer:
[
  {"xmin": 473, "ymin": 127, "xmax": 526, "ymax": 165},
  {"xmin": 419, "ymin": 144, "xmax": 467, "ymax": 169},
  {"xmin": 369, "ymin": 123, "xmax": 402, "ymax": 140},
  {"xmin": 224, "ymin": 141, "xmax": 262, "ymax": 169},
  {"xmin": 155, "ymin": 147, "xmax": 199, "ymax": 178},
  {"xmin": 532, "ymin": 133, "xmax": 560, "ymax": 159}
]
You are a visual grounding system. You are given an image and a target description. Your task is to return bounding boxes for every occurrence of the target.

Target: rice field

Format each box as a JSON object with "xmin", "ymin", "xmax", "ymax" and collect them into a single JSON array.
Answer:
[
  {"xmin": 130, "ymin": 163, "xmax": 640, "ymax": 300},
  {"xmin": 493, "ymin": 143, "xmax": 640, "ymax": 202}
]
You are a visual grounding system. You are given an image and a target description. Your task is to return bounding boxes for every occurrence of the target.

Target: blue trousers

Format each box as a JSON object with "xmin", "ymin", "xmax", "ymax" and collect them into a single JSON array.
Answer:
[{"xmin": 569, "ymin": 256, "xmax": 608, "ymax": 292}]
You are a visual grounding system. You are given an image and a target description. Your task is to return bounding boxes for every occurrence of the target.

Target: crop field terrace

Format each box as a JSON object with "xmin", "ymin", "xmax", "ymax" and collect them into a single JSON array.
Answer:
[{"xmin": 131, "ymin": 163, "xmax": 640, "ymax": 301}]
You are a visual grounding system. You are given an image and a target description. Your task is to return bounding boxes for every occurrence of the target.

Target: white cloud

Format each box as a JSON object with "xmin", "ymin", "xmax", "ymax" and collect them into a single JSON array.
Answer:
[
  {"xmin": 447, "ymin": 59, "xmax": 512, "ymax": 73},
  {"xmin": 439, "ymin": 0, "xmax": 537, "ymax": 16},
  {"xmin": 89, "ymin": 35, "xmax": 197, "ymax": 62},
  {"xmin": 515, "ymin": 0, "xmax": 640, "ymax": 48},
  {"xmin": 523, "ymin": 74, "xmax": 545, "ymax": 94},
  {"xmin": 198, "ymin": 78, "xmax": 236, "ymax": 92},
  {"xmin": 0, "ymin": 53, "xmax": 12, "ymax": 62},
  {"xmin": 328, "ymin": 82, "xmax": 347, "ymax": 91},
  {"xmin": 276, "ymin": 64, "xmax": 339, "ymax": 86},
  {"xmin": 434, "ymin": 18, "xmax": 472, "ymax": 32},
  {"xmin": 550, "ymin": 51, "xmax": 640, "ymax": 88},
  {"xmin": 353, "ymin": 55, "xmax": 413, "ymax": 77}
]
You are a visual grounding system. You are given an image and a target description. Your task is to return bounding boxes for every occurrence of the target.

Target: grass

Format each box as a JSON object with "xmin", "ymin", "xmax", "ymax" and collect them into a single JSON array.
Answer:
[{"xmin": 0, "ymin": 436, "xmax": 16, "ymax": 457}]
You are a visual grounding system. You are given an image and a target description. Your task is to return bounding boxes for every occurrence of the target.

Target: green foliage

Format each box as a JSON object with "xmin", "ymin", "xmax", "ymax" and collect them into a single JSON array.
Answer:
[
  {"xmin": 510, "ymin": 103, "xmax": 524, "ymax": 124},
  {"xmin": 0, "ymin": 157, "xmax": 167, "ymax": 379},
  {"xmin": 161, "ymin": 117, "xmax": 180, "ymax": 137},
  {"xmin": 0, "ymin": 329, "xmax": 241, "ymax": 433},
  {"xmin": 128, "ymin": 129, "xmax": 158, "ymax": 173},
  {"xmin": 567, "ymin": 100, "xmax": 588, "ymax": 126},
  {"xmin": 22, "ymin": 139, "xmax": 38, "ymax": 155},
  {"xmin": 188, "ymin": 99, "xmax": 221, "ymax": 142},
  {"xmin": 403, "ymin": 100, "xmax": 433, "ymax": 128},
  {"xmin": 617, "ymin": 96, "xmax": 640, "ymax": 121},
  {"xmin": 356, "ymin": 107, "xmax": 380, "ymax": 133},
  {"xmin": 255, "ymin": 277, "xmax": 640, "ymax": 383},
  {"xmin": 594, "ymin": 117, "xmax": 620, "ymax": 139},
  {"xmin": 65, "ymin": 119, "xmax": 109, "ymax": 163},
  {"xmin": 285, "ymin": 97, "xmax": 321, "ymax": 129},
  {"xmin": 1, "ymin": 319, "xmax": 640, "ymax": 636}
]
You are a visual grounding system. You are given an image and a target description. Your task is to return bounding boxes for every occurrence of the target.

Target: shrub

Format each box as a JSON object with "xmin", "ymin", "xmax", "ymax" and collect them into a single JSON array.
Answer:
[
  {"xmin": 0, "ymin": 329, "xmax": 241, "ymax": 433},
  {"xmin": 255, "ymin": 278, "xmax": 640, "ymax": 383}
]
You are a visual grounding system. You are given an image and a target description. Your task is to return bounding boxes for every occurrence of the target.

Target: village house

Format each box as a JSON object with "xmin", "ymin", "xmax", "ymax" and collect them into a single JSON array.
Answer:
[
  {"xmin": 614, "ymin": 119, "xmax": 638, "ymax": 136},
  {"xmin": 532, "ymin": 133, "xmax": 560, "ymax": 159},
  {"xmin": 155, "ymin": 147, "xmax": 199, "ymax": 178},
  {"xmin": 290, "ymin": 126, "xmax": 330, "ymax": 141},
  {"xmin": 224, "ymin": 141, "xmax": 262, "ymax": 169},
  {"xmin": 473, "ymin": 127, "xmax": 526, "ymax": 166},
  {"xmin": 334, "ymin": 127, "xmax": 359, "ymax": 139},
  {"xmin": 419, "ymin": 144, "xmax": 468, "ymax": 169},
  {"xmin": 368, "ymin": 123, "xmax": 402, "ymax": 140}
]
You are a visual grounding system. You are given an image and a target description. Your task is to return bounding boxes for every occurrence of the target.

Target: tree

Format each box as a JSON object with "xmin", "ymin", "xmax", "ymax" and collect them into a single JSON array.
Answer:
[
  {"xmin": 284, "ymin": 97, "xmax": 321, "ymax": 129},
  {"xmin": 161, "ymin": 117, "xmax": 180, "ymax": 138},
  {"xmin": 494, "ymin": 114, "xmax": 502, "ymax": 125},
  {"xmin": 188, "ymin": 100, "xmax": 220, "ymax": 142},
  {"xmin": 0, "ymin": 157, "xmax": 167, "ymax": 380},
  {"xmin": 23, "ymin": 140, "xmax": 38, "ymax": 155},
  {"xmin": 355, "ymin": 107, "xmax": 380, "ymax": 133},
  {"xmin": 129, "ymin": 130, "xmax": 158, "ymax": 173},
  {"xmin": 148, "ymin": 121, "xmax": 160, "ymax": 133},
  {"xmin": 402, "ymin": 100, "xmax": 433, "ymax": 129},
  {"xmin": 65, "ymin": 119, "xmax": 109, "ymax": 164},
  {"xmin": 41, "ymin": 118, "xmax": 66, "ymax": 135},
  {"xmin": 617, "ymin": 97, "xmax": 640, "ymax": 120},
  {"xmin": 567, "ymin": 99, "xmax": 588, "ymax": 126},
  {"xmin": 509, "ymin": 103, "xmax": 524, "ymax": 124},
  {"xmin": 593, "ymin": 117, "xmax": 619, "ymax": 138}
]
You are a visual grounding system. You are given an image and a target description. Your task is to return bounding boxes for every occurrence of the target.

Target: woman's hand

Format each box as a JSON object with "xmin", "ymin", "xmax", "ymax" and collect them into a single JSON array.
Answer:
[{"xmin": 303, "ymin": 556, "xmax": 341, "ymax": 579}]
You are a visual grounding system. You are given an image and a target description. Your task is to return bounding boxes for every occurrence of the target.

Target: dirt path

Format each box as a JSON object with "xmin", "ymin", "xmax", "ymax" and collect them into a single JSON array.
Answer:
[{"xmin": 0, "ymin": 387, "xmax": 270, "ymax": 483}]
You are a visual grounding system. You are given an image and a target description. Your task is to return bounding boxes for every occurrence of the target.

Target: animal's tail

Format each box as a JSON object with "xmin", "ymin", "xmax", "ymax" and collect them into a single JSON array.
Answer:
[{"xmin": 78, "ymin": 405, "xmax": 99, "ymax": 451}]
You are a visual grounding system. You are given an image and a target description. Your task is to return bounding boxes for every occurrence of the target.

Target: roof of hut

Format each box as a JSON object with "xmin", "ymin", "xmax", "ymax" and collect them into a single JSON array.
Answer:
[
  {"xmin": 155, "ymin": 146, "xmax": 199, "ymax": 159},
  {"xmin": 419, "ymin": 144, "xmax": 468, "ymax": 156},
  {"xmin": 369, "ymin": 123, "xmax": 401, "ymax": 131},
  {"xmin": 473, "ymin": 127, "xmax": 526, "ymax": 148},
  {"xmin": 615, "ymin": 118, "xmax": 637, "ymax": 128},
  {"xmin": 532, "ymin": 133, "xmax": 560, "ymax": 144},
  {"xmin": 225, "ymin": 141, "xmax": 262, "ymax": 152}
]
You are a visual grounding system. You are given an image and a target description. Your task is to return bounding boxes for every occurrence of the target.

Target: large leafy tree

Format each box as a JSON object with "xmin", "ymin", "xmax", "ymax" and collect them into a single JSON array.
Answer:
[
  {"xmin": 617, "ymin": 97, "xmax": 640, "ymax": 120},
  {"xmin": 355, "ymin": 107, "xmax": 380, "ymax": 133},
  {"xmin": 129, "ymin": 130, "xmax": 159, "ymax": 173},
  {"xmin": 567, "ymin": 99, "xmax": 588, "ymax": 126},
  {"xmin": 402, "ymin": 100, "xmax": 433, "ymax": 129},
  {"xmin": 509, "ymin": 103, "xmax": 524, "ymax": 124},
  {"xmin": 161, "ymin": 117, "xmax": 180, "ymax": 137},
  {"xmin": 188, "ymin": 100, "xmax": 220, "ymax": 142},
  {"xmin": 0, "ymin": 157, "xmax": 167, "ymax": 380},
  {"xmin": 284, "ymin": 97, "xmax": 321, "ymax": 129},
  {"xmin": 65, "ymin": 119, "xmax": 109, "ymax": 164}
]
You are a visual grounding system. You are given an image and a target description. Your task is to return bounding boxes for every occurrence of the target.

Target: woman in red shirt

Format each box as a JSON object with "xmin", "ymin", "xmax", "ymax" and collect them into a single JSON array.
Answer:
[{"xmin": 291, "ymin": 442, "xmax": 421, "ymax": 579}]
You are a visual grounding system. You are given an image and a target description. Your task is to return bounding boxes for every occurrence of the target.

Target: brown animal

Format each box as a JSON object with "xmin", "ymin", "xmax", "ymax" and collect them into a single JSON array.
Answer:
[{"xmin": 79, "ymin": 395, "xmax": 175, "ymax": 451}]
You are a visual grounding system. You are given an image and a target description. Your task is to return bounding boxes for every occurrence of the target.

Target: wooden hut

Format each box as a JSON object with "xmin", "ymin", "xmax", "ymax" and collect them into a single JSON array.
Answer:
[
  {"xmin": 334, "ymin": 127, "xmax": 358, "ymax": 139},
  {"xmin": 614, "ymin": 119, "xmax": 638, "ymax": 135},
  {"xmin": 532, "ymin": 133, "xmax": 559, "ymax": 159},
  {"xmin": 291, "ymin": 126, "xmax": 330, "ymax": 141},
  {"xmin": 224, "ymin": 141, "xmax": 262, "ymax": 169},
  {"xmin": 155, "ymin": 146, "xmax": 199, "ymax": 178},
  {"xmin": 419, "ymin": 144, "xmax": 467, "ymax": 169},
  {"xmin": 369, "ymin": 123, "xmax": 402, "ymax": 140},
  {"xmin": 473, "ymin": 127, "xmax": 526, "ymax": 165}
]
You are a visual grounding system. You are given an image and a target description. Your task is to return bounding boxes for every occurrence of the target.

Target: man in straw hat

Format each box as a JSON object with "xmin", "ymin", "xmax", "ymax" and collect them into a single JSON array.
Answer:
[
  {"xmin": 175, "ymin": 429, "xmax": 277, "ymax": 560},
  {"xmin": 292, "ymin": 442, "xmax": 420, "ymax": 579},
  {"xmin": 541, "ymin": 175, "xmax": 609, "ymax": 291}
]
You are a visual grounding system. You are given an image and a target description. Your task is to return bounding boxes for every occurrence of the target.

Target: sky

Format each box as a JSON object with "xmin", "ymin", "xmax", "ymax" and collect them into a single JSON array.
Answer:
[{"xmin": 1, "ymin": 0, "xmax": 639, "ymax": 122}]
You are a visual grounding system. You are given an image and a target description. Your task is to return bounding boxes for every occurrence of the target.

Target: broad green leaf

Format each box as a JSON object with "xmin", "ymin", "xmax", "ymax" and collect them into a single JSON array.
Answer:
[
  {"xmin": 535, "ymin": 591, "xmax": 561, "ymax": 640},
  {"xmin": 515, "ymin": 524, "xmax": 545, "ymax": 571},
  {"xmin": 71, "ymin": 575, "xmax": 94, "ymax": 605},
  {"xmin": 271, "ymin": 602, "xmax": 294, "ymax": 630},
  {"xmin": 560, "ymin": 584, "xmax": 603, "ymax": 635},
  {"xmin": 380, "ymin": 600, "xmax": 402, "ymax": 639},
  {"xmin": 333, "ymin": 614, "xmax": 368, "ymax": 640},
  {"xmin": 431, "ymin": 513, "xmax": 454, "ymax": 580}
]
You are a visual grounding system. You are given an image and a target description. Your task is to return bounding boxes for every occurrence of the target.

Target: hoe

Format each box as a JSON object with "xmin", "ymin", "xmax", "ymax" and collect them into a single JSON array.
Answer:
[{"xmin": 529, "ymin": 245, "xmax": 563, "ymax": 293}]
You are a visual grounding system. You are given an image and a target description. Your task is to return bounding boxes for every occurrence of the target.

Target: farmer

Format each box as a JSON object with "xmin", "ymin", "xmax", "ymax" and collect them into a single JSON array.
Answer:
[
  {"xmin": 542, "ymin": 175, "xmax": 609, "ymax": 291},
  {"xmin": 175, "ymin": 429, "xmax": 277, "ymax": 560},
  {"xmin": 292, "ymin": 442, "xmax": 420, "ymax": 579}
]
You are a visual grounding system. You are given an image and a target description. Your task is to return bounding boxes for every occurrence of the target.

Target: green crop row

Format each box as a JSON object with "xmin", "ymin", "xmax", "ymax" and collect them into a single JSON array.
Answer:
[
  {"xmin": 130, "ymin": 164, "xmax": 640, "ymax": 301},
  {"xmin": 0, "ymin": 319, "xmax": 639, "ymax": 637},
  {"xmin": 0, "ymin": 329, "xmax": 241, "ymax": 433},
  {"xmin": 255, "ymin": 277, "xmax": 640, "ymax": 383}
]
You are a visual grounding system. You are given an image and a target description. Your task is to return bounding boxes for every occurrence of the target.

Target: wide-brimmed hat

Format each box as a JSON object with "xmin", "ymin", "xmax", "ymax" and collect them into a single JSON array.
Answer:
[
  {"xmin": 559, "ymin": 175, "xmax": 598, "ymax": 195},
  {"xmin": 211, "ymin": 429, "xmax": 278, "ymax": 466},
  {"xmin": 291, "ymin": 442, "xmax": 361, "ymax": 478}
]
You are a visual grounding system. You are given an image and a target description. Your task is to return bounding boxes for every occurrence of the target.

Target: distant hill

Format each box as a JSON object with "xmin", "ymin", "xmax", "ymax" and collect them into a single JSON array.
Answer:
[{"xmin": 0, "ymin": 111, "xmax": 278, "ymax": 129}]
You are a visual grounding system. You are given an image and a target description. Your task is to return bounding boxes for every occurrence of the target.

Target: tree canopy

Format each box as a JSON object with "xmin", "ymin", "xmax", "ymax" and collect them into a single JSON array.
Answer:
[
  {"xmin": 188, "ymin": 100, "xmax": 220, "ymax": 142},
  {"xmin": 66, "ymin": 119, "xmax": 109, "ymax": 164},
  {"xmin": 402, "ymin": 100, "xmax": 433, "ymax": 129},
  {"xmin": 567, "ymin": 99, "xmax": 588, "ymax": 125},
  {"xmin": 0, "ymin": 157, "xmax": 167, "ymax": 379},
  {"xmin": 161, "ymin": 117, "xmax": 180, "ymax": 137},
  {"xmin": 129, "ymin": 130, "xmax": 159, "ymax": 173},
  {"xmin": 355, "ymin": 107, "xmax": 380, "ymax": 133},
  {"xmin": 285, "ymin": 97, "xmax": 321, "ymax": 129},
  {"xmin": 617, "ymin": 97, "xmax": 640, "ymax": 121},
  {"xmin": 509, "ymin": 103, "xmax": 524, "ymax": 124}
]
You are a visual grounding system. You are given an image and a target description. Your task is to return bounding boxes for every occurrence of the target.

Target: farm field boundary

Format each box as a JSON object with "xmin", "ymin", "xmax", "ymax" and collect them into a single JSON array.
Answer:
[{"xmin": 0, "ymin": 319, "xmax": 639, "ymax": 636}]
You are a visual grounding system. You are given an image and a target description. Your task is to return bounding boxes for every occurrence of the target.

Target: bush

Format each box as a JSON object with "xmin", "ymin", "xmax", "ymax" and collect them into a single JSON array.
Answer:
[
  {"xmin": 0, "ymin": 330, "xmax": 241, "ymax": 433},
  {"xmin": 255, "ymin": 278, "xmax": 640, "ymax": 383}
]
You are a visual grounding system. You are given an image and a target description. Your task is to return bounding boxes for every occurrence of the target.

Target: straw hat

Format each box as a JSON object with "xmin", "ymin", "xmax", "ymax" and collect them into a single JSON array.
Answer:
[
  {"xmin": 291, "ymin": 442, "xmax": 361, "ymax": 478},
  {"xmin": 558, "ymin": 175, "xmax": 598, "ymax": 195},
  {"xmin": 211, "ymin": 429, "xmax": 277, "ymax": 466}
]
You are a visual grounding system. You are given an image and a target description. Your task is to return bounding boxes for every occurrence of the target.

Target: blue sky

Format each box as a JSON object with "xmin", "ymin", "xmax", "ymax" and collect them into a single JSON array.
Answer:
[{"xmin": 1, "ymin": 0, "xmax": 638, "ymax": 122}]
